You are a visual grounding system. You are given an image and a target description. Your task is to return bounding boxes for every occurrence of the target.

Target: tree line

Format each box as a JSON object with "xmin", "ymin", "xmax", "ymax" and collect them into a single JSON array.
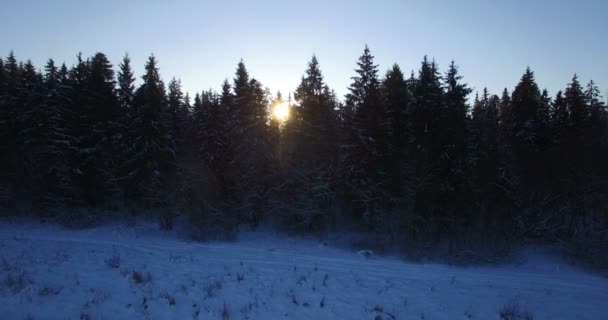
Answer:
[{"xmin": 0, "ymin": 47, "xmax": 606, "ymax": 252}]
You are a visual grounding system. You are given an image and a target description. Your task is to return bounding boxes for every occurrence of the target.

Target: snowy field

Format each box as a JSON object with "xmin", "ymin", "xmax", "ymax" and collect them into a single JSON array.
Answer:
[{"xmin": 0, "ymin": 219, "xmax": 606, "ymax": 320}]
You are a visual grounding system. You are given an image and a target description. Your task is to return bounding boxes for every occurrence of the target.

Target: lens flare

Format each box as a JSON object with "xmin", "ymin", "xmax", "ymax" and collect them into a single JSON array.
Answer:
[{"xmin": 272, "ymin": 101, "xmax": 290, "ymax": 122}]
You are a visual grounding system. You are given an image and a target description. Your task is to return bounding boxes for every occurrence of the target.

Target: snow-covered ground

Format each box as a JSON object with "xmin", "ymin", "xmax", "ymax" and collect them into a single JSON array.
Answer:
[{"xmin": 0, "ymin": 219, "xmax": 606, "ymax": 320}]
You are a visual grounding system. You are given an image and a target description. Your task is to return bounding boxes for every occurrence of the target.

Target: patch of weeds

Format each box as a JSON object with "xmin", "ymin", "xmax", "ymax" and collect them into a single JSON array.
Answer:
[
  {"xmin": 1, "ymin": 257, "xmax": 11, "ymax": 272},
  {"xmin": 104, "ymin": 253, "xmax": 120, "ymax": 269},
  {"xmin": 203, "ymin": 279, "xmax": 223, "ymax": 299},
  {"xmin": 3, "ymin": 269, "xmax": 29, "ymax": 294},
  {"xmin": 193, "ymin": 302, "xmax": 201, "ymax": 318},
  {"xmin": 287, "ymin": 289, "xmax": 298, "ymax": 306},
  {"xmin": 372, "ymin": 305, "xmax": 396, "ymax": 320},
  {"xmin": 221, "ymin": 301, "xmax": 230, "ymax": 320},
  {"xmin": 38, "ymin": 285, "xmax": 63, "ymax": 296},
  {"xmin": 236, "ymin": 272, "xmax": 245, "ymax": 282},
  {"xmin": 160, "ymin": 291, "xmax": 176, "ymax": 305},
  {"xmin": 499, "ymin": 300, "xmax": 534, "ymax": 320},
  {"xmin": 84, "ymin": 288, "xmax": 111, "ymax": 308},
  {"xmin": 141, "ymin": 296, "xmax": 149, "ymax": 310},
  {"xmin": 132, "ymin": 271, "xmax": 152, "ymax": 284},
  {"xmin": 464, "ymin": 305, "xmax": 474, "ymax": 318},
  {"xmin": 54, "ymin": 250, "xmax": 69, "ymax": 264},
  {"xmin": 79, "ymin": 313, "xmax": 91, "ymax": 320}
]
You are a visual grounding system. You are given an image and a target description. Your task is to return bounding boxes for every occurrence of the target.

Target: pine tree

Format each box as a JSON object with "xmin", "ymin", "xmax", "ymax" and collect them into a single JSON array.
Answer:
[
  {"xmin": 565, "ymin": 74, "xmax": 587, "ymax": 138},
  {"xmin": 73, "ymin": 52, "xmax": 121, "ymax": 205},
  {"xmin": 536, "ymin": 89, "xmax": 552, "ymax": 150},
  {"xmin": 345, "ymin": 45, "xmax": 385, "ymax": 147},
  {"xmin": 342, "ymin": 46, "xmax": 388, "ymax": 226},
  {"xmin": 124, "ymin": 55, "xmax": 174, "ymax": 206},
  {"xmin": 21, "ymin": 58, "xmax": 77, "ymax": 208},
  {"xmin": 440, "ymin": 61, "xmax": 472, "ymax": 232},
  {"xmin": 294, "ymin": 55, "xmax": 338, "ymax": 162},
  {"xmin": 228, "ymin": 61, "xmax": 276, "ymax": 221},
  {"xmin": 469, "ymin": 89, "xmax": 502, "ymax": 233},
  {"xmin": 284, "ymin": 55, "xmax": 339, "ymax": 229},
  {"xmin": 509, "ymin": 67, "xmax": 542, "ymax": 186},
  {"xmin": 44, "ymin": 59, "xmax": 59, "ymax": 89},
  {"xmin": 58, "ymin": 63, "xmax": 69, "ymax": 84},
  {"xmin": 407, "ymin": 56, "xmax": 446, "ymax": 237},
  {"xmin": 166, "ymin": 77, "xmax": 185, "ymax": 155},
  {"xmin": 381, "ymin": 64, "xmax": 409, "ymax": 196},
  {"xmin": 551, "ymin": 90, "xmax": 568, "ymax": 141},
  {"xmin": 117, "ymin": 54, "xmax": 135, "ymax": 114},
  {"xmin": 0, "ymin": 58, "xmax": 5, "ymax": 94},
  {"xmin": 585, "ymin": 80, "xmax": 606, "ymax": 127}
]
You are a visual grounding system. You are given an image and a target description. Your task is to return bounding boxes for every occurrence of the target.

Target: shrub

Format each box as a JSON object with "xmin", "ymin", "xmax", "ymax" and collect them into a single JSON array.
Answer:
[
  {"xmin": 499, "ymin": 300, "xmax": 534, "ymax": 320},
  {"xmin": 104, "ymin": 253, "xmax": 120, "ymax": 269},
  {"xmin": 132, "ymin": 271, "xmax": 152, "ymax": 284}
]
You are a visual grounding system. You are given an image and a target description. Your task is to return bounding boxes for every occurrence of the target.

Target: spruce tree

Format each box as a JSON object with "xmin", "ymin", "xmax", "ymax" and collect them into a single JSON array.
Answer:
[
  {"xmin": 44, "ymin": 59, "xmax": 58, "ymax": 89},
  {"xmin": 75, "ymin": 52, "xmax": 120, "ymax": 205},
  {"xmin": 216, "ymin": 62, "xmax": 277, "ymax": 224},
  {"xmin": 509, "ymin": 68, "xmax": 542, "ymax": 185},
  {"xmin": 440, "ymin": 61, "xmax": 472, "ymax": 235},
  {"xmin": 21, "ymin": 59, "xmax": 77, "ymax": 208},
  {"xmin": 551, "ymin": 90, "xmax": 568, "ymax": 141},
  {"xmin": 124, "ymin": 55, "xmax": 174, "ymax": 206},
  {"xmin": 294, "ymin": 55, "xmax": 337, "ymax": 162},
  {"xmin": 585, "ymin": 80, "xmax": 606, "ymax": 128},
  {"xmin": 166, "ymin": 77, "xmax": 185, "ymax": 155},
  {"xmin": 565, "ymin": 75, "xmax": 587, "ymax": 138},
  {"xmin": 408, "ymin": 56, "xmax": 445, "ymax": 239},
  {"xmin": 287, "ymin": 55, "xmax": 339, "ymax": 228},
  {"xmin": 117, "ymin": 54, "xmax": 135, "ymax": 114},
  {"xmin": 381, "ymin": 64, "xmax": 409, "ymax": 196}
]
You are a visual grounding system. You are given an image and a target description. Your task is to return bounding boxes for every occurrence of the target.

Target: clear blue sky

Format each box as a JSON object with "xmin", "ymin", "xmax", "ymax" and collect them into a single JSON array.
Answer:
[{"xmin": 1, "ymin": 0, "xmax": 606, "ymax": 101}]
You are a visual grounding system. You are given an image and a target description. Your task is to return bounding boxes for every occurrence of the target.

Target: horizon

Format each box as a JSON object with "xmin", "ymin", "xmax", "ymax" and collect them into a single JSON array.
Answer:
[
  {"xmin": 1, "ymin": 1, "xmax": 608, "ymax": 319},
  {"xmin": 1, "ymin": 0, "xmax": 607, "ymax": 101}
]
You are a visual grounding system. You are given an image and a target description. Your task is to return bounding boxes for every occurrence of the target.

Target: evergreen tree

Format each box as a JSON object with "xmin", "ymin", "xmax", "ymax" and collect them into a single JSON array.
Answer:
[
  {"xmin": 58, "ymin": 63, "xmax": 69, "ymax": 84},
  {"xmin": 227, "ymin": 61, "xmax": 276, "ymax": 221},
  {"xmin": 342, "ymin": 46, "xmax": 388, "ymax": 226},
  {"xmin": 117, "ymin": 54, "xmax": 135, "ymax": 114},
  {"xmin": 381, "ymin": 64, "xmax": 409, "ymax": 196},
  {"xmin": 44, "ymin": 59, "xmax": 59, "ymax": 89},
  {"xmin": 536, "ymin": 89, "xmax": 552, "ymax": 150},
  {"xmin": 165, "ymin": 77, "xmax": 185, "ymax": 153},
  {"xmin": 124, "ymin": 55, "xmax": 174, "ymax": 206},
  {"xmin": 585, "ymin": 80, "xmax": 606, "ymax": 128},
  {"xmin": 469, "ymin": 90, "xmax": 503, "ymax": 234},
  {"xmin": 294, "ymin": 55, "xmax": 338, "ymax": 162},
  {"xmin": 408, "ymin": 56, "xmax": 446, "ymax": 238},
  {"xmin": 509, "ymin": 68, "xmax": 542, "ymax": 187},
  {"xmin": 345, "ymin": 45, "xmax": 385, "ymax": 148},
  {"xmin": 439, "ymin": 61, "xmax": 472, "ymax": 235},
  {"xmin": 21, "ymin": 58, "xmax": 77, "ymax": 208},
  {"xmin": 565, "ymin": 75, "xmax": 587, "ymax": 139},
  {"xmin": 551, "ymin": 90, "xmax": 568, "ymax": 141},
  {"xmin": 74, "ymin": 52, "xmax": 121, "ymax": 205}
]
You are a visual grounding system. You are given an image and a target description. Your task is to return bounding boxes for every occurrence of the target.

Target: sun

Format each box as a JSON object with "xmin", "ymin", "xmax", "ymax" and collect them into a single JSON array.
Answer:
[{"xmin": 272, "ymin": 101, "xmax": 290, "ymax": 122}]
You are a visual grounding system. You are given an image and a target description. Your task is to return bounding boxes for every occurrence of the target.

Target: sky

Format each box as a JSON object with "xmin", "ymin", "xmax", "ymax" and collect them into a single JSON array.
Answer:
[{"xmin": 1, "ymin": 0, "xmax": 606, "ymax": 102}]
